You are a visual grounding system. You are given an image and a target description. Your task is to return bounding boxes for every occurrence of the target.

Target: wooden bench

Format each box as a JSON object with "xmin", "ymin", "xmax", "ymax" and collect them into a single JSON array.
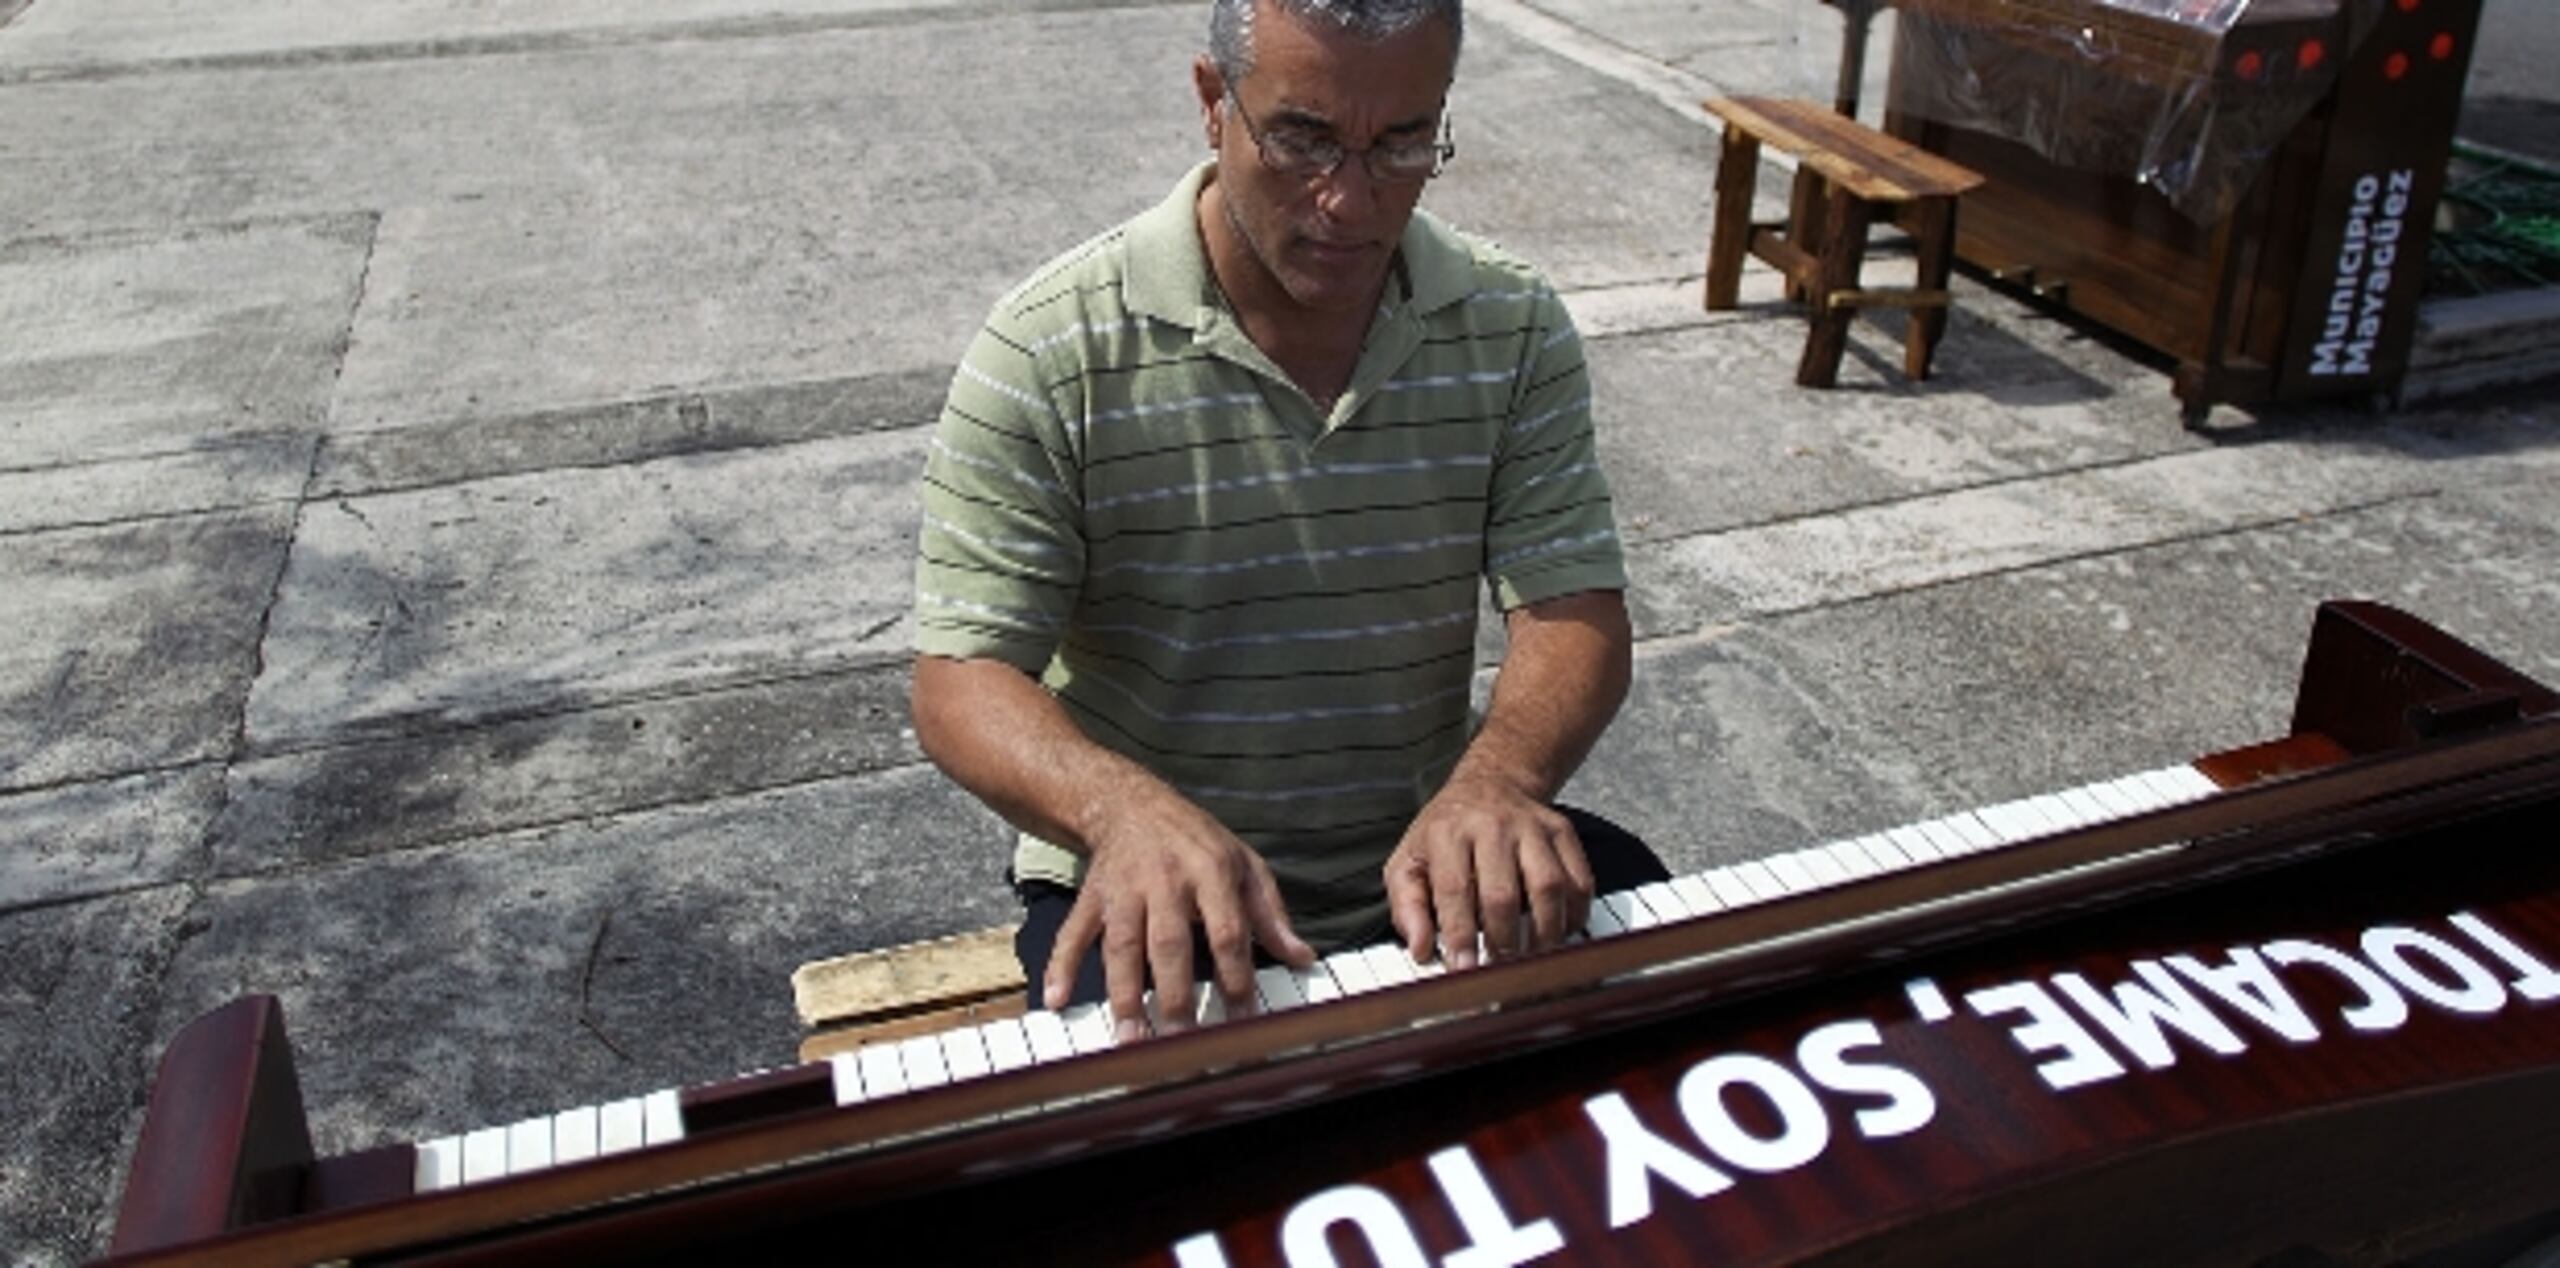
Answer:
[
  {"xmin": 791, "ymin": 924, "xmax": 1026, "ymax": 1062},
  {"xmin": 1702, "ymin": 96, "xmax": 1985, "ymax": 387}
]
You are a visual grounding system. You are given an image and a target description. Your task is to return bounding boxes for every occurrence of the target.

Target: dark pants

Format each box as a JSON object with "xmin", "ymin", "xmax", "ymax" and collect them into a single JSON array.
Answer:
[{"xmin": 1013, "ymin": 805, "xmax": 1669, "ymax": 1008}]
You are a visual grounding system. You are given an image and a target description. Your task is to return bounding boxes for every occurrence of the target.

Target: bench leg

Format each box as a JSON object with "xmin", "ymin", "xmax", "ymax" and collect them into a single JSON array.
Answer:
[
  {"xmin": 1797, "ymin": 188, "xmax": 1872, "ymax": 388},
  {"xmin": 1704, "ymin": 126, "xmax": 1760, "ymax": 311},
  {"xmin": 1906, "ymin": 196, "xmax": 1956, "ymax": 380},
  {"xmin": 1784, "ymin": 167, "xmax": 1829, "ymax": 304}
]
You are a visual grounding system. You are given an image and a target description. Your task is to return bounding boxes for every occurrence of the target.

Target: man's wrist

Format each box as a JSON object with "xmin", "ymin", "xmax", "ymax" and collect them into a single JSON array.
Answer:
[{"xmin": 1435, "ymin": 757, "xmax": 1552, "ymax": 807}]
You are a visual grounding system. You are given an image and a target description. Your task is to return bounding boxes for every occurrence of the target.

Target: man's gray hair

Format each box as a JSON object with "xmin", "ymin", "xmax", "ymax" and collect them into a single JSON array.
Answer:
[{"xmin": 1208, "ymin": 0, "xmax": 1463, "ymax": 85}]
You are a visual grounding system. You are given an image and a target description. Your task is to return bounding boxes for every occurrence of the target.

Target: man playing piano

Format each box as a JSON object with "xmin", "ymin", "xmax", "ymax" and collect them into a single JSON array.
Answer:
[{"xmin": 908, "ymin": 0, "xmax": 1665, "ymax": 1042}]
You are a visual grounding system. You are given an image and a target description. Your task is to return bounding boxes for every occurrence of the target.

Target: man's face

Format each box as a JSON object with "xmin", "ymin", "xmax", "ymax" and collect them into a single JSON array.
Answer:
[{"xmin": 1199, "ymin": 3, "xmax": 1457, "ymax": 318}]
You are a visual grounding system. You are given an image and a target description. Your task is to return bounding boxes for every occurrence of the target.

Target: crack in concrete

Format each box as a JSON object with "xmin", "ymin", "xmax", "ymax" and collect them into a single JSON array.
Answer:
[
  {"xmin": 0, "ymin": 494, "xmax": 309, "ymax": 542},
  {"xmin": 576, "ymin": 910, "xmax": 631, "ymax": 1063},
  {"xmin": 170, "ymin": 210, "xmax": 379, "ymax": 894},
  {"xmin": 39, "ymin": 647, "xmax": 84, "ymax": 723}
]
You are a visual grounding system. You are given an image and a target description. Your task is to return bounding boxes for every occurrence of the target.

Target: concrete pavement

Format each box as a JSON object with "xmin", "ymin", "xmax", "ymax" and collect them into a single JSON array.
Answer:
[{"xmin": 3, "ymin": 0, "xmax": 2556, "ymax": 1261}]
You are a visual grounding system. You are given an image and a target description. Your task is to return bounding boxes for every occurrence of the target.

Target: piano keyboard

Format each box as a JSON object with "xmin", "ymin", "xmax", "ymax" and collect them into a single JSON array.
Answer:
[{"xmin": 410, "ymin": 761, "xmax": 2223, "ymax": 1194}]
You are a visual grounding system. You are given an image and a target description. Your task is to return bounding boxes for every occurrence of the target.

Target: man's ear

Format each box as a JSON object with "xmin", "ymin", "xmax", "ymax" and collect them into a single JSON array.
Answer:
[{"xmin": 1192, "ymin": 55, "xmax": 1225, "ymax": 148}]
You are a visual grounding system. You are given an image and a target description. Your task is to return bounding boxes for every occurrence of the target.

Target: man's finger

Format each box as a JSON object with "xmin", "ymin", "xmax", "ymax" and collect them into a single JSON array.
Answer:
[
  {"xmin": 1554, "ymin": 816, "xmax": 1597, "ymax": 937},
  {"xmin": 1196, "ymin": 887, "xmax": 1259, "ymax": 1019},
  {"xmin": 1429, "ymin": 838, "xmax": 1480, "ymax": 970},
  {"xmin": 1147, "ymin": 892, "xmax": 1200, "ymax": 1037},
  {"xmin": 1517, "ymin": 829, "xmax": 1572, "ymax": 950},
  {"xmin": 1473, "ymin": 830, "xmax": 1525, "ymax": 961},
  {"xmin": 1045, "ymin": 887, "xmax": 1105, "ymax": 1010},
  {"xmin": 1245, "ymin": 860, "xmax": 1315, "ymax": 970},
  {"xmin": 1387, "ymin": 851, "xmax": 1436, "ymax": 965},
  {"xmin": 1100, "ymin": 897, "xmax": 1152, "ymax": 1044}
]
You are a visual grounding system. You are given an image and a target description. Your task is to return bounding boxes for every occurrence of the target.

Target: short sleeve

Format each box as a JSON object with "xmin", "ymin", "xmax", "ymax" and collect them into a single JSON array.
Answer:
[
  {"xmin": 1483, "ymin": 285, "xmax": 1627, "ymax": 609},
  {"xmin": 911, "ymin": 317, "xmax": 1087, "ymax": 671}
]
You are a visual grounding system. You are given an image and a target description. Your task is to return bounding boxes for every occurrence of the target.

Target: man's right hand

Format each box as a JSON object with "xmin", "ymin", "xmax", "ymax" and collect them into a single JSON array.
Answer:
[
  {"xmin": 909, "ymin": 654, "xmax": 1314, "ymax": 1040},
  {"xmin": 1047, "ymin": 794, "xmax": 1314, "ymax": 1040}
]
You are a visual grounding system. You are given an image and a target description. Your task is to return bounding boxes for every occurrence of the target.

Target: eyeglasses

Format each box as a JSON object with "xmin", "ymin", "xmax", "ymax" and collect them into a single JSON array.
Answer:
[{"xmin": 1224, "ymin": 88, "xmax": 1455, "ymax": 185}]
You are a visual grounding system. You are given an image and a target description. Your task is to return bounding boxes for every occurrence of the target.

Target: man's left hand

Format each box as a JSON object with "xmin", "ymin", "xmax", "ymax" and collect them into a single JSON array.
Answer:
[{"xmin": 1384, "ymin": 776, "xmax": 1595, "ymax": 970}]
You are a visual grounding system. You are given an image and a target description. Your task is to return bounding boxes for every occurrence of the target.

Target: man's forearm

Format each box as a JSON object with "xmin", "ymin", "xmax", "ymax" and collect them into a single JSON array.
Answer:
[
  {"xmin": 909, "ymin": 654, "xmax": 1177, "ymax": 856},
  {"xmin": 1446, "ymin": 589, "xmax": 1633, "ymax": 800}
]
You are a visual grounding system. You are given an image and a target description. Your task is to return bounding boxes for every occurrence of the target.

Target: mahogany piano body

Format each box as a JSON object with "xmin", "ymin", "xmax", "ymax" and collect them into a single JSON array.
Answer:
[
  {"xmin": 103, "ymin": 601, "xmax": 2560, "ymax": 1266},
  {"xmin": 1880, "ymin": 0, "xmax": 2484, "ymax": 426}
]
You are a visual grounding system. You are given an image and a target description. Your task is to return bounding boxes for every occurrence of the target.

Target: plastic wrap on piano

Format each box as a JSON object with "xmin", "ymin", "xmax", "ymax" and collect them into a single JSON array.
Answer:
[{"xmin": 1879, "ymin": 0, "xmax": 2372, "ymax": 222}]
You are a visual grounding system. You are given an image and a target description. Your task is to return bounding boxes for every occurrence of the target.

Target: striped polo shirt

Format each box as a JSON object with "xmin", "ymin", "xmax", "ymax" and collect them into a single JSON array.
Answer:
[{"xmin": 913, "ymin": 161, "xmax": 1625, "ymax": 949}]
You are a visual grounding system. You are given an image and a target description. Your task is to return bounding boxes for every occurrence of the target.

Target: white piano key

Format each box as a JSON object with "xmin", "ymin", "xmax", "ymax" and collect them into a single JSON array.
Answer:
[
  {"xmin": 1192, "ymin": 985, "xmax": 1230, "ymax": 1026},
  {"xmin": 2057, "ymin": 785, "xmax": 2112, "ymax": 826},
  {"xmin": 2026, "ymin": 792, "xmax": 2084, "ymax": 830},
  {"xmin": 1820, "ymin": 840, "xmax": 1879, "ymax": 879},
  {"xmin": 1975, "ymin": 800, "xmax": 2046, "ymax": 843},
  {"xmin": 1633, "ymin": 879, "xmax": 1692, "ymax": 920},
  {"xmin": 1360, "ymin": 944, "xmax": 1420, "ymax": 987},
  {"xmin": 858, "ymin": 1042, "xmax": 909, "ymax": 1097},
  {"xmin": 1670, "ymin": 872, "xmax": 1725, "ymax": 913},
  {"xmin": 1730, "ymin": 860, "xmax": 1786, "ymax": 902},
  {"xmin": 1763, "ymin": 853, "xmax": 1820, "ymax": 893},
  {"xmin": 828, "ymin": 1053, "xmax": 867, "ymax": 1105},
  {"xmin": 1885, "ymin": 825, "xmax": 1944, "ymax": 864},
  {"xmin": 1324, "ymin": 950, "xmax": 1382, "ymax": 994},
  {"xmin": 1994, "ymin": 798, "xmax": 2050, "ymax": 840},
  {"xmin": 897, "ymin": 1033, "xmax": 951, "ymax": 1089},
  {"xmin": 506, "ymin": 1115, "xmax": 554, "ymax": 1175},
  {"xmin": 2085, "ymin": 777, "xmax": 2143, "ymax": 818},
  {"xmin": 1703, "ymin": 866, "xmax": 1759, "ymax": 909},
  {"xmin": 2149, "ymin": 764, "xmax": 2221, "ymax": 803},
  {"xmin": 1584, "ymin": 891, "xmax": 1630, "ymax": 936},
  {"xmin": 1854, "ymin": 834, "xmax": 1911, "ymax": 872},
  {"xmin": 1604, "ymin": 889, "xmax": 1656, "ymax": 930},
  {"xmin": 1917, "ymin": 818, "xmax": 1973, "ymax": 858},
  {"xmin": 1022, "ymin": 1010, "xmax": 1076, "ymax": 1063},
  {"xmin": 461, "ymin": 1126, "xmax": 509, "ymax": 1184},
  {"xmin": 597, "ymin": 1097, "xmax": 647, "ymax": 1155},
  {"xmin": 2129, "ymin": 768, "xmax": 2189, "ymax": 805},
  {"xmin": 940, "ymin": 1027, "xmax": 993, "ymax": 1083},
  {"xmin": 1294, "ymin": 962, "xmax": 1343, "ymax": 1004},
  {"xmin": 1255, "ymin": 964, "xmax": 1307, "ymax": 1011},
  {"xmin": 2101, "ymin": 773, "xmax": 2167, "ymax": 812},
  {"xmin": 980, "ymin": 1018, "xmax": 1035, "ymax": 1072},
  {"xmin": 1062, "ymin": 1003, "xmax": 1119, "ymax": 1054},
  {"xmin": 416, "ymin": 1135, "xmax": 463, "ymax": 1192},
  {"xmin": 553, "ymin": 1104, "xmax": 600, "ymax": 1164},
  {"xmin": 1944, "ymin": 811, "xmax": 2003, "ymax": 851},
  {"xmin": 1795, "ymin": 847, "xmax": 1846, "ymax": 888},
  {"xmin": 2094, "ymin": 774, "xmax": 2149, "ymax": 809},
  {"xmin": 642, "ymin": 1089, "xmax": 684, "ymax": 1146}
]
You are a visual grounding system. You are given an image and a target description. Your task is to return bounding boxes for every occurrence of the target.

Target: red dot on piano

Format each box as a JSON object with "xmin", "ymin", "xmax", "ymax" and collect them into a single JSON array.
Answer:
[
  {"xmin": 2394, "ymin": 0, "xmax": 2419, "ymax": 11},
  {"xmin": 2235, "ymin": 49, "xmax": 2264, "ymax": 79},
  {"xmin": 2384, "ymin": 50, "xmax": 2411, "ymax": 79},
  {"xmin": 2299, "ymin": 38, "xmax": 2326, "ymax": 70},
  {"xmin": 2430, "ymin": 31, "xmax": 2455, "ymax": 60}
]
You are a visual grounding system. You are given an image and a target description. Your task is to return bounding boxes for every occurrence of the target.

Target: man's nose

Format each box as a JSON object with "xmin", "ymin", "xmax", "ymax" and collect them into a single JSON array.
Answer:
[{"xmin": 1314, "ymin": 154, "xmax": 1380, "ymax": 223}]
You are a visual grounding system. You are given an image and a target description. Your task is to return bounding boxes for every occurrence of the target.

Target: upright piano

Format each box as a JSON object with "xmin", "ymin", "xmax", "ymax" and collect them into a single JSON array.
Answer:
[
  {"xmin": 103, "ymin": 600, "xmax": 2560, "ymax": 1265},
  {"xmin": 1881, "ymin": 0, "xmax": 2484, "ymax": 426}
]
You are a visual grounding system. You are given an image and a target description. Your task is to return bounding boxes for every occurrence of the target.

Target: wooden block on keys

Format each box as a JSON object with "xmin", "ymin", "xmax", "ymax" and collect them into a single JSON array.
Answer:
[{"xmin": 792, "ymin": 924, "xmax": 1027, "ymax": 1062}]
